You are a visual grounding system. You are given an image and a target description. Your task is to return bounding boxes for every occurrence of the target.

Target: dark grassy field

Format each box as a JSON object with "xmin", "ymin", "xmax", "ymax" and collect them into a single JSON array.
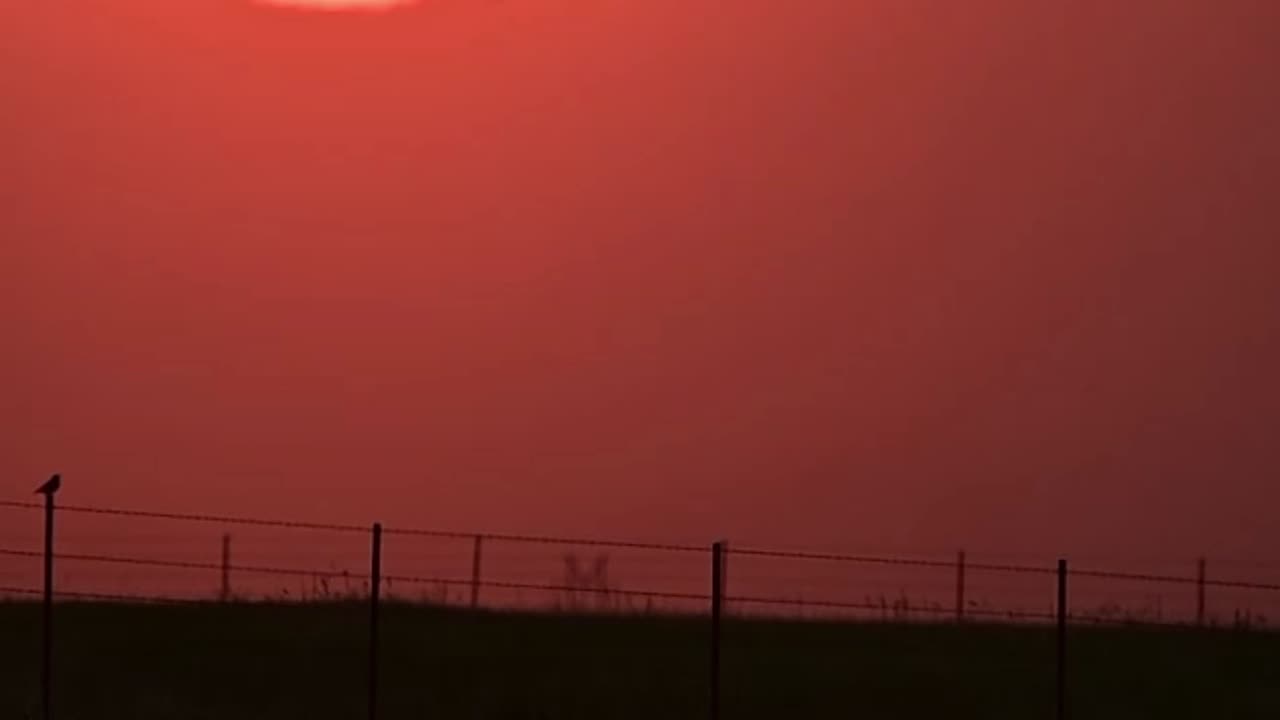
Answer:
[{"xmin": 1, "ymin": 601, "xmax": 1277, "ymax": 719}]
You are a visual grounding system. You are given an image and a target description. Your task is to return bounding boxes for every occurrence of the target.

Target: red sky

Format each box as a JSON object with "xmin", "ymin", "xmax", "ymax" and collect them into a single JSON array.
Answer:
[{"xmin": 4, "ymin": 0, "xmax": 1279, "ymax": 566}]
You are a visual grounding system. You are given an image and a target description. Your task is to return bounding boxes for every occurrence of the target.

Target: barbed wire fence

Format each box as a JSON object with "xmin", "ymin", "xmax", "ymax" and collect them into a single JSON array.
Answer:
[
  {"xmin": 2, "ymin": 498, "xmax": 1276, "ymax": 627},
  {"xmin": 2, "ymin": 496, "xmax": 1278, "ymax": 719}
]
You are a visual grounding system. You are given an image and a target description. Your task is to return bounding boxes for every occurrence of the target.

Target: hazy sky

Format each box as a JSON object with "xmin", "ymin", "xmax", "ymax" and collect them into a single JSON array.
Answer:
[{"xmin": 4, "ymin": 0, "xmax": 1279, "ymax": 564}]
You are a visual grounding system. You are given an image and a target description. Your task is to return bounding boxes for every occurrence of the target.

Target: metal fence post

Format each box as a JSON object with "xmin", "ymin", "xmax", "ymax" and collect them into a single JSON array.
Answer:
[
  {"xmin": 37, "ymin": 474, "xmax": 61, "ymax": 720},
  {"xmin": 1196, "ymin": 557, "xmax": 1206, "ymax": 627},
  {"xmin": 1057, "ymin": 558, "xmax": 1067, "ymax": 720},
  {"xmin": 220, "ymin": 534, "xmax": 232, "ymax": 602},
  {"xmin": 369, "ymin": 523, "xmax": 383, "ymax": 720},
  {"xmin": 710, "ymin": 541, "xmax": 724, "ymax": 720},
  {"xmin": 720, "ymin": 539, "xmax": 730, "ymax": 618},
  {"xmin": 955, "ymin": 550, "xmax": 966, "ymax": 623},
  {"xmin": 471, "ymin": 535, "xmax": 484, "ymax": 609}
]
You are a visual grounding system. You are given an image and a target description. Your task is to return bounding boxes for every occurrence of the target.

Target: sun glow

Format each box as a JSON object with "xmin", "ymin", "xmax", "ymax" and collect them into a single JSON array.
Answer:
[{"xmin": 259, "ymin": 0, "xmax": 419, "ymax": 11}]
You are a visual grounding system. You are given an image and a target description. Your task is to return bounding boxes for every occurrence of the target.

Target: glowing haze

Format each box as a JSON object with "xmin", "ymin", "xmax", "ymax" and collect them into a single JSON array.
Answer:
[
  {"xmin": 3, "ymin": 0, "xmax": 1279, "ymax": 568},
  {"xmin": 259, "ymin": 0, "xmax": 418, "ymax": 10}
]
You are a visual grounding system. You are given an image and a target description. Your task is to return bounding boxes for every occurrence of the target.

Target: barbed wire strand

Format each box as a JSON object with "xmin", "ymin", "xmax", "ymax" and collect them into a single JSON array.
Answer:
[
  {"xmin": 0, "ymin": 548, "xmax": 368, "ymax": 581},
  {"xmin": 387, "ymin": 528, "xmax": 706, "ymax": 555},
  {"xmin": 0, "ymin": 586, "xmax": 206, "ymax": 605},
  {"xmin": 1069, "ymin": 567, "xmax": 1280, "ymax": 592},
  {"xmin": 0, "ymin": 500, "xmax": 368, "ymax": 535}
]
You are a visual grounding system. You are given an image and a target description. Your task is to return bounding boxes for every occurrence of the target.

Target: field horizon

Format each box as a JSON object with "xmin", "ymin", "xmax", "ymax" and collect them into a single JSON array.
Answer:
[{"xmin": 3, "ymin": 600, "xmax": 1277, "ymax": 719}]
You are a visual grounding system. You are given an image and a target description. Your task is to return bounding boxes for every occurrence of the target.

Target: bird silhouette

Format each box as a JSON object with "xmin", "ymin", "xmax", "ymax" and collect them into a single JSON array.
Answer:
[{"xmin": 35, "ymin": 474, "xmax": 61, "ymax": 495}]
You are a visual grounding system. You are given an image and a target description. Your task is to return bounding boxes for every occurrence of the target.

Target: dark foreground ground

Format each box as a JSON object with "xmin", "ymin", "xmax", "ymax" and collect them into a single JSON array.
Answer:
[{"xmin": 1, "ymin": 601, "xmax": 1277, "ymax": 719}]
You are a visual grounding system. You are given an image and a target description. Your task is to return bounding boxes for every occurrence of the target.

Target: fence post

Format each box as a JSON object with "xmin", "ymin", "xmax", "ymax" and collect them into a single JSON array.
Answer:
[
  {"xmin": 710, "ymin": 541, "xmax": 724, "ymax": 720},
  {"xmin": 1056, "ymin": 558, "xmax": 1067, "ymax": 720},
  {"xmin": 220, "ymin": 534, "xmax": 232, "ymax": 602},
  {"xmin": 955, "ymin": 550, "xmax": 966, "ymax": 623},
  {"xmin": 37, "ymin": 474, "xmax": 61, "ymax": 720},
  {"xmin": 471, "ymin": 535, "xmax": 484, "ymax": 609},
  {"xmin": 720, "ymin": 539, "xmax": 730, "ymax": 618},
  {"xmin": 1196, "ymin": 557, "xmax": 1206, "ymax": 627},
  {"xmin": 369, "ymin": 523, "xmax": 383, "ymax": 720}
]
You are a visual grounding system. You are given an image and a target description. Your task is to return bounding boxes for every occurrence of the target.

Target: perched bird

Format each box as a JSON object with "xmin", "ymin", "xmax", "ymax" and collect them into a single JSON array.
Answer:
[{"xmin": 34, "ymin": 474, "xmax": 61, "ymax": 495}]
